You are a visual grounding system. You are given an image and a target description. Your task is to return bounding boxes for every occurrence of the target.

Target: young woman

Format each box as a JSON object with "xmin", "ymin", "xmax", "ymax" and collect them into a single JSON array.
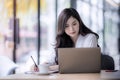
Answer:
[
  {"xmin": 55, "ymin": 8, "xmax": 99, "ymax": 64},
  {"xmin": 33, "ymin": 8, "xmax": 99, "ymax": 71}
]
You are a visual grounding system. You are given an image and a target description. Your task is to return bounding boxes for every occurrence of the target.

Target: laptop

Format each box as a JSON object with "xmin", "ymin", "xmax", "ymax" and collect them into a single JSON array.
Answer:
[{"xmin": 58, "ymin": 47, "xmax": 101, "ymax": 74}]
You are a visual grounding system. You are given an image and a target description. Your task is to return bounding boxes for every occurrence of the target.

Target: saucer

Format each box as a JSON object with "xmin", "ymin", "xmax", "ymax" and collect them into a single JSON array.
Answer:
[
  {"xmin": 25, "ymin": 70, "xmax": 58, "ymax": 75},
  {"xmin": 33, "ymin": 72, "xmax": 51, "ymax": 75}
]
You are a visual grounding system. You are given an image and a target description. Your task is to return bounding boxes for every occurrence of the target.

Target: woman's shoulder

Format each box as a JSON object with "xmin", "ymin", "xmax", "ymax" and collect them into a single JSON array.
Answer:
[
  {"xmin": 86, "ymin": 33, "xmax": 96, "ymax": 37},
  {"xmin": 80, "ymin": 33, "xmax": 96, "ymax": 38},
  {"xmin": 77, "ymin": 33, "xmax": 95, "ymax": 42},
  {"xmin": 76, "ymin": 33, "xmax": 98, "ymax": 47}
]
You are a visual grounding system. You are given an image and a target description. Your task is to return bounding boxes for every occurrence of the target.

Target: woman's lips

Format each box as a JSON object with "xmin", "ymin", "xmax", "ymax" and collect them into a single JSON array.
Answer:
[{"xmin": 70, "ymin": 32, "xmax": 76, "ymax": 34}]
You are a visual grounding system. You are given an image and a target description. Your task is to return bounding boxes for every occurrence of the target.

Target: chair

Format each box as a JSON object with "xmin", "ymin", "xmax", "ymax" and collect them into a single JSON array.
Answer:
[
  {"xmin": 101, "ymin": 54, "xmax": 115, "ymax": 70},
  {"xmin": 97, "ymin": 45, "xmax": 114, "ymax": 70}
]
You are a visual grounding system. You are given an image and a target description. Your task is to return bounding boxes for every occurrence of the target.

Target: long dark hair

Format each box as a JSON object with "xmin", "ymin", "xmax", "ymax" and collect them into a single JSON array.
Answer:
[{"xmin": 55, "ymin": 8, "xmax": 99, "ymax": 64}]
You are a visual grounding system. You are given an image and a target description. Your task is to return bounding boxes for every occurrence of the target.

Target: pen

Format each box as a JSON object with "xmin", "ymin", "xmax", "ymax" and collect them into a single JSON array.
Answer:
[
  {"xmin": 31, "ymin": 56, "xmax": 38, "ymax": 68},
  {"xmin": 105, "ymin": 70, "xmax": 118, "ymax": 72}
]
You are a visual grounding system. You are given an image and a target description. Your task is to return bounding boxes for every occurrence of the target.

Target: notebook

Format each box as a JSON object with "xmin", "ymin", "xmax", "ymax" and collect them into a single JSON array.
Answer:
[{"xmin": 58, "ymin": 48, "xmax": 101, "ymax": 74}]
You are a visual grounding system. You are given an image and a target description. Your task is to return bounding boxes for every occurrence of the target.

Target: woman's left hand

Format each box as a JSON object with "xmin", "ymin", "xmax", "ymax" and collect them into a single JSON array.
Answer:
[{"xmin": 49, "ymin": 65, "xmax": 59, "ymax": 71}]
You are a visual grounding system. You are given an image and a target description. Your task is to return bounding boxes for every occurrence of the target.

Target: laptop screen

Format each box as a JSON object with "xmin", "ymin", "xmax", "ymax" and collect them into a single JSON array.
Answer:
[{"xmin": 58, "ymin": 48, "xmax": 101, "ymax": 73}]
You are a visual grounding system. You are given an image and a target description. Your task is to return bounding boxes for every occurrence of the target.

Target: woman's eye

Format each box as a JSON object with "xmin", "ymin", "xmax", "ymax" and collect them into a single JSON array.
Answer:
[
  {"xmin": 65, "ymin": 25, "xmax": 69, "ymax": 28},
  {"xmin": 73, "ymin": 23, "xmax": 76, "ymax": 25}
]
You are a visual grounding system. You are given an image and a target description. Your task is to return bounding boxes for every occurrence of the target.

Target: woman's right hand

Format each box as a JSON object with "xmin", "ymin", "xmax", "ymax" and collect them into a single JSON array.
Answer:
[
  {"xmin": 34, "ymin": 66, "xmax": 39, "ymax": 72},
  {"xmin": 31, "ymin": 64, "xmax": 39, "ymax": 72}
]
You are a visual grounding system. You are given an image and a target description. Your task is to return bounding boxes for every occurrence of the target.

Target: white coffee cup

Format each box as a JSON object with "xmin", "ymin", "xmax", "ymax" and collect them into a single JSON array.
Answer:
[{"xmin": 38, "ymin": 64, "xmax": 49, "ymax": 74}]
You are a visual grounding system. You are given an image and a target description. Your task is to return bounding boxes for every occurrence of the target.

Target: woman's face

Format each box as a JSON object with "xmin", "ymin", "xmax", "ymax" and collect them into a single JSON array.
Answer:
[{"xmin": 65, "ymin": 16, "xmax": 79, "ymax": 39}]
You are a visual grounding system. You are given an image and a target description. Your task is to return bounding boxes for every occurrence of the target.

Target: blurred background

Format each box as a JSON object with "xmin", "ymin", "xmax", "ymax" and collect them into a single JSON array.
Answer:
[{"xmin": 0, "ymin": 0, "xmax": 120, "ymax": 74}]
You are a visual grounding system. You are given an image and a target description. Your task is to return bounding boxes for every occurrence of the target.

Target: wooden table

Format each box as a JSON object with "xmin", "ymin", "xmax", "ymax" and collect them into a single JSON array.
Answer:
[
  {"xmin": 0, "ymin": 70, "xmax": 120, "ymax": 80},
  {"xmin": 0, "ymin": 73, "xmax": 100, "ymax": 80}
]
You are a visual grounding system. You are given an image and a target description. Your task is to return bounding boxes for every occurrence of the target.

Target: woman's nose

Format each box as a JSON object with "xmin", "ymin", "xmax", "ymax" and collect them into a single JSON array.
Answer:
[{"xmin": 69, "ymin": 26, "xmax": 74, "ymax": 31}]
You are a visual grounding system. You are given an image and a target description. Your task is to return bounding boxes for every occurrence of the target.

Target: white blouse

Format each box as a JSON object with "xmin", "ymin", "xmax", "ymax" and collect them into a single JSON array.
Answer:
[
  {"xmin": 75, "ymin": 33, "xmax": 98, "ymax": 48},
  {"xmin": 40, "ymin": 33, "xmax": 98, "ymax": 65}
]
